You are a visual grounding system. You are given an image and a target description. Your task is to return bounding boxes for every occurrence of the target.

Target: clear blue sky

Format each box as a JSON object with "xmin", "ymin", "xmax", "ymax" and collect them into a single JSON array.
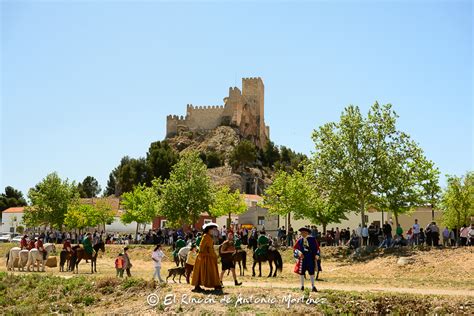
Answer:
[{"xmin": 1, "ymin": 1, "xmax": 472, "ymax": 198}]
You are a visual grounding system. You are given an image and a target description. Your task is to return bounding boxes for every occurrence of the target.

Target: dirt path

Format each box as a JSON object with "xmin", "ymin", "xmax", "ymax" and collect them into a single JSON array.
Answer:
[{"xmin": 222, "ymin": 280, "xmax": 474, "ymax": 297}]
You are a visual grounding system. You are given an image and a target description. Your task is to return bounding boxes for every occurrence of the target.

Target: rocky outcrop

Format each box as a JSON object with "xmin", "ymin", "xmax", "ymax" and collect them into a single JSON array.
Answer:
[{"xmin": 167, "ymin": 126, "xmax": 274, "ymax": 193}]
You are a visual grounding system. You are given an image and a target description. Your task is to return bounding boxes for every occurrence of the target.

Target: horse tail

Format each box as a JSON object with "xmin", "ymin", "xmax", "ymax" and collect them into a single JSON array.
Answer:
[
  {"xmin": 6, "ymin": 251, "xmax": 9, "ymax": 266},
  {"xmin": 243, "ymin": 251, "xmax": 247, "ymax": 270},
  {"xmin": 275, "ymin": 250, "xmax": 283, "ymax": 272}
]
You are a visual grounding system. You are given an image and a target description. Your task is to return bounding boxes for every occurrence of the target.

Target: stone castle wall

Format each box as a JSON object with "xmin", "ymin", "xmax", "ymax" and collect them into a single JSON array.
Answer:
[{"xmin": 166, "ymin": 77, "xmax": 269, "ymax": 147}]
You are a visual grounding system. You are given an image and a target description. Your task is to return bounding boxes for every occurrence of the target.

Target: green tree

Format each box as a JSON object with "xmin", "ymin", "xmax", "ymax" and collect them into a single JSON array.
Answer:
[
  {"xmin": 94, "ymin": 199, "xmax": 116, "ymax": 231},
  {"xmin": 209, "ymin": 186, "xmax": 247, "ymax": 227},
  {"xmin": 261, "ymin": 170, "xmax": 309, "ymax": 228},
  {"xmin": 16, "ymin": 225, "xmax": 25, "ymax": 234},
  {"xmin": 146, "ymin": 140, "xmax": 179, "ymax": 180},
  {"xmin": 261, "ymin": 141, "xmax": 280, "ymax": 168},
  {"xmin": 26, "ymin": 172, "xmax": 79, "ymax": 229},
  {"xmin": 274, "ymin": 146, "xmax": 307, "ymax": 173},
  {"xmin": 230, "ymin": 140, "xmax": 257, "ymax": 170},
  {"xmin": 200, "ymin": 151, "xmax": 223, "ymax": 168},
  {"xmin": 0, "ymin": 186, "xmax": 27, "ymax": 212},
  {"xmin": 441, "ymin": 172, "xmax": 474, "ymax": 229},
  {"xmin": 77, "ymin": 176, "xmax": 101, "ymax": 198},
  {"xmin": 64, "ymin": 204, "xmax": 98, "ymax": 231},
  {"xmin": 121, "ymin": 182, "xmax": 160, "ymax": 240},
  {"xmin": 311, "ymin": 102, "xmax": 434, "ymax": 228},
  {"xmin": 377, "ymin": 133, "xmax": 441, "ymax": 225},
  {"xmin": 302, "ymin": 165, "xmax": 348, "ymax": 233},
  {"xmin": 159, "ymin": 152, "xmax": 214, "ymax": 227},
  {"xmin": 104, "ymin": 173, "xmax": 117, "ymax": 196},
  {"xmin": 106, "ymin": 156, "xmax": 149, "ymax": 196}
]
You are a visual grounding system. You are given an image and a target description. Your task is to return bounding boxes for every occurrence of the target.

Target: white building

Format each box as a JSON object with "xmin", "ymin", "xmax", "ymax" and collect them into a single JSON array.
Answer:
[
  {"xmin": 1, "ymin": 198, "xmax": 152, "ymax": 234},
  {"xmin": 0, "ymin": 207, "xmax": 25, "ymax": 233}
]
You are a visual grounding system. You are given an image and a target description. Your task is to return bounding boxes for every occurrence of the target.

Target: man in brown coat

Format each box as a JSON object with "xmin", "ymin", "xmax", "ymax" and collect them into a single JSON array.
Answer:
[{"xmin": 192, "ymin": 223, "xmax": 222, "ymax": 294}]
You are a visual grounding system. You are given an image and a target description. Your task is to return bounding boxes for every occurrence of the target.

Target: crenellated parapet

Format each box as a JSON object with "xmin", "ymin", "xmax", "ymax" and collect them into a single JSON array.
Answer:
[{"xmin": 165, "ymin": 77, "xmax": 269, "ymax": 148}]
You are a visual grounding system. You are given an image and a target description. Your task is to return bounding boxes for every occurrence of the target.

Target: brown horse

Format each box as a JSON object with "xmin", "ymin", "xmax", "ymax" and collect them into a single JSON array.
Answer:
[
  {"xmin": 252, "ymin": 248, "xmax": 283, "ymax": 277},
  {"xmin": 232, "ymin": 250, "xmax": 247, "ymax": 276},
  {"xmin": 71, "ymin": 242, "xmax": 105, "ymax": 274},
  {"xmin": 59, "ymin": 250, "xmax": 72, "ymax": 272}
]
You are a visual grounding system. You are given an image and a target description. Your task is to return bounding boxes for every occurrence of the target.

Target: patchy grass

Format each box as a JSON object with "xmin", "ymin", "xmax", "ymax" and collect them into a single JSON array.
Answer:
[{"xmin": 1, "ymin": 272, "xmax": 471, "ymax": 314}]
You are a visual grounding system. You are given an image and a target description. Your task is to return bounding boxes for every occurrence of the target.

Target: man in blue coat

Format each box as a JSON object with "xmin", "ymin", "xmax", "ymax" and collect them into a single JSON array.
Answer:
[{"xmin": 293, "ymin": 227, "xmax": 319, "ymax": 292}]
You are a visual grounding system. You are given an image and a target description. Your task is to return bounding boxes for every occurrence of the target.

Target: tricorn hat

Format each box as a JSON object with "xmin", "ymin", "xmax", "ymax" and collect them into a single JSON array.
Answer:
[
  {"xmin": 202, "ymin": 222, "xmax": 218, "ymax": 231},
  {"xmin": 298, "ymin": 227, "xmax": 311, "ymax": 233}
]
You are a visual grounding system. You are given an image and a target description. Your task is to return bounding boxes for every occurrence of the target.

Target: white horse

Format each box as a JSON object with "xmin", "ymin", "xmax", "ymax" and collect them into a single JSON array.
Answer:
[
  {"xmin": 178, "ymin": 246, "xmax": 191, "ymax": 263},
  {"xmin": 7, "ymin": 247, "xmax": 21, "ymax": 271},
  {"xmin": 26, "ymin": 243, "xmax": 56, "ymax": 272}
]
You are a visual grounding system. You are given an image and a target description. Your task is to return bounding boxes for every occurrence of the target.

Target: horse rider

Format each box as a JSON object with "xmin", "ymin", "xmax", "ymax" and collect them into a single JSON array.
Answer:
[
  {"xmin": 254, "ymin": 230, "xmax": 269, "ymax": 257},
  {"xmin": 82, "ymin": 233, "xmax": 94, "ymax": 257},
  {"xmin": 173, "ymin": 236, "xmax": 186, "ymax": 258},
  {"xmin": 293, "ymin": 227, "xmax": 319, "ymax": 292},
  {"xmin": 195, "ymin": 232, "xmax": 202, "ymax": 249},
  {"xmin": 20, "ymin": 235, "xmax": 28, "ymax": 250},
  {"xmin": 36, "ymin": 236, "xmax": 47, "ymax": 260},
  {"xmin": 63, "ymin": 238, "xmax": 73, "ymax": 253},
  {"xmin": 234, "ymin": 233, "xmax": 243, "ymax": 251},
  {"xmin": 28, "ymin": 237, "xmax": 36, "ymax": 250}
]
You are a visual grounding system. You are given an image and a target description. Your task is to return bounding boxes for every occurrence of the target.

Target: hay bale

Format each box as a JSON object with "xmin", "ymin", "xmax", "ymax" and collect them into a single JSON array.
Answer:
[
  {"xmin": 397, "ymin": 257, "xmax": 415, "ymax": 266},
  {"xmin": 45, "ymin": 256, "xmax": 57, "ymax": 268}
]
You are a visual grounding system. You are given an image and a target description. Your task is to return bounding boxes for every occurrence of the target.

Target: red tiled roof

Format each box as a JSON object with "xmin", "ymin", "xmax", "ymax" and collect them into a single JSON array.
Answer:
[
  {"xmin": 242, "ymin": 194, "xmax": 263, "ymax": 201},
  {"xmin": 80, "ymin": 197, "xmax": 122, "ymax": 216},
  {"xmin": 3, "ymin": 207, "xmax": 26, "ymax": 214}
]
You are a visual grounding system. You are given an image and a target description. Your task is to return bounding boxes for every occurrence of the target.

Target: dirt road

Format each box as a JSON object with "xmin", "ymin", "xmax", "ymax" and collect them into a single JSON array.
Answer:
[{"xmin": 222, "ymin": 280, "xmax": 474, "ymax": 297}]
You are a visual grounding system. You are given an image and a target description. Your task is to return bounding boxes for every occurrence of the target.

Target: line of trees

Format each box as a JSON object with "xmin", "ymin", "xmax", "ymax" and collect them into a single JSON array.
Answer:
[
  {"xmin": 8, "ymin": 103, "xmax": 473, "ymax": 234},
  {"xmin": 262, "ymin": 103, "xmax": 472, "ymax": 232}
]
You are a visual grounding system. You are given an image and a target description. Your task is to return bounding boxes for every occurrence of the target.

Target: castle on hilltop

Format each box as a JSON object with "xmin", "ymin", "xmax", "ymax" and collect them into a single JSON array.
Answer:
[{"xmin": 166, "ymin": 77, "xmax": 269, "ymax": 148}]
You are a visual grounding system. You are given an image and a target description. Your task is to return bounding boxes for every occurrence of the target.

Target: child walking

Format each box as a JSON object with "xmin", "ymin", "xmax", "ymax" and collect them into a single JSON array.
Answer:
[
  {"xmin": 115, "ymin": 253, "xmax": 125, "ymax": 278},
  {"xmin": 152, "ymin": 244, "xmax": 166, "ymax": 283},
  {"xmin": 185, "ymin": 245, "xmax": 198, "ymax": 284}
]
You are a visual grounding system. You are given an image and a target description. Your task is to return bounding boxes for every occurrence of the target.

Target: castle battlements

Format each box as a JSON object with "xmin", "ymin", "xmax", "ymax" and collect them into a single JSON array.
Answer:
[{"xmin": 166, "ymin": 77, "xmax": 269, "ymax": 148}]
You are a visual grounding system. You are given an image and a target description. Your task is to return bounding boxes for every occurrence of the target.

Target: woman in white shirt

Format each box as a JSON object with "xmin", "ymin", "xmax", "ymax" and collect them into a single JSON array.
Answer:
[{"xmin": 152, "ymin": 244, "xmax": 166, "ymax": 283}]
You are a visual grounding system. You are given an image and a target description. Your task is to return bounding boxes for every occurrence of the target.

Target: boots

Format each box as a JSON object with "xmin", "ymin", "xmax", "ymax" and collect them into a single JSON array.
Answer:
[{"xmin": 235, "ymin": 280, "xmax": 242, "ymax": 286}]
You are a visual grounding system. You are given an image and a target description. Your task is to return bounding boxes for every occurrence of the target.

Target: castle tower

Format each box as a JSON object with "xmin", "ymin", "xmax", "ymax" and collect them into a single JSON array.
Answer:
[{"xmin": 242, "ymin": 77, "xmax": 267, "ymax": 146}]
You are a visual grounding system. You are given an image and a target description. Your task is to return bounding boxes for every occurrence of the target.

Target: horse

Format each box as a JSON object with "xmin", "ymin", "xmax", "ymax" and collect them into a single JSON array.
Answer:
[
  {"xmin": 8, "ymin": 248, "xmax": 31, "ymax": 271},
  {"xmin": 233, "ymin": 250, "xmax": 247, "ymax": 276},
  {"xmin": 59, "ymin": 250, "xmax": 72, "ymax": 272},
  {"xmin": 252, "ymin": 248, "xmax": 283, "ymax": 277},
  {"xmin": 6, "ymin": 247, "xmax": 21, "ymax": 271},
  {"xmin": 26, "ymin": 243, "xmax": 56, "ymax": 272},
  {"xmin": 71, "ymin": 242, "xmax": 105, "ymax": 274},
  {"xmin": 176, "ymin": 246, "xmax": 190, "ymax": 267}
]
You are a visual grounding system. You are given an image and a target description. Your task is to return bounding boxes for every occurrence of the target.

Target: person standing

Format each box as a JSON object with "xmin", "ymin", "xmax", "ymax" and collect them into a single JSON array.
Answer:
[
  {"xmin": 335, "ymin": 227, "xmax": 341, "ymax": 246},
  {"xmin": 442, "ymin": 227, "xmax": 450, "ymax": 246},
  {"xmin": 192, "ymin": 223, "xmax": 222, "ymax": 293},
  {"xmin": 425, "ymin": 223, "xmax": 433, "ymax": 246},
  {"xmin": 361, "ymin": 225, "xmax": 369, "ymax": 246},
  {"xmin": 287, "ymin": 225, "xmax": 294, "ymax": 247},
  {"xmin": 115, "ymin": 253, "xmax": 125, "ymax": 278},
  {"xmin": 431, "ymin": 222, "xmax": 440, "ymax": 247},
  {"xmin": 185, "ymin": 245, "xmax": 198, "ymax": 284},
  {"xmin": 123, "ymin": 247, "xmax": 132, "ymax": 277},
  {"xmin": 459, "ymin": 226, "xmax": 468, "ymax": 246},
  {"xmin": 219, "ymin": 232, "xmax": 242, "ymax": 286},
  {"xmin": 412, "ymin": 219, "xmax": 420, "ymax": 245},
  {"xmin": 395, "ymin": 224, "xmax": 403, "ymax": 237},
  {"xmin": 152, "ymin": 244, "xmax": 166, "ymax": 283},
  {"xmin": 294, "ymin": 227, "xmax": 319, "ymax": 292}
]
